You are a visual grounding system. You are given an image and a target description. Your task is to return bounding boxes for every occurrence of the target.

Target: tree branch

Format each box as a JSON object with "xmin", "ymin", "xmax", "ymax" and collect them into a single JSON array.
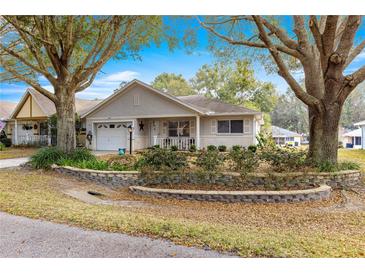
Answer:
[
  {"xmin": 1, "ymin": 59, "xmax": 57, "ymax": 102},
  {"xmin": 198, "ymin": 16, "xmax": 300, "ymax": 58},
  {"xmin": 345, "ymin": 39, "xmax": 365, "ymax": 67},
  {"xmin": 252, "ymin": 16, "xmax": 323, "ymax": 112}
]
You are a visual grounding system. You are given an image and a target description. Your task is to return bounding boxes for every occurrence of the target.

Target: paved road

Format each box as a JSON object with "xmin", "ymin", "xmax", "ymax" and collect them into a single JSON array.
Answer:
[
  {"xmin": 0, "ymin": 212, "xmax": 232, "ymax": 258},
  {"xmin": 0, "ymin": 157, "xmax": 29, "ymax": 169}
]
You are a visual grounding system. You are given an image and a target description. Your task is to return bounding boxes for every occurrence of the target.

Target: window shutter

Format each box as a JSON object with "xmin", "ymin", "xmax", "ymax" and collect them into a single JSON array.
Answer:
[
  {"xmin": 190, "ymin": 120, "xmax": 195, "ymax": 137},
  {"xmin": 211, "ymin": 119, "xmax": 217, "ymax": 134},
  {"xmin": 244, "ymin": 119, "xmax": 251, "ymax": 133}
]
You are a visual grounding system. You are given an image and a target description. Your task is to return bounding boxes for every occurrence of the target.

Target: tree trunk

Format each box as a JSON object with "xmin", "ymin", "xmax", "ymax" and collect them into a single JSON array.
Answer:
[
  {"xmin": 55, "ymin": 87, "xmax": 76, "ymax": 153},
  {"xmin": 308, "ymin": 104, "xmax": 341, "ymax": 164}
]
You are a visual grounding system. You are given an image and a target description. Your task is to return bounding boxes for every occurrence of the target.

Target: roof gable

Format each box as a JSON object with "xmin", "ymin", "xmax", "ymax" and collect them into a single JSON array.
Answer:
[
  {"xmin": 82, "ymin": 80, "xmax": 203, "ymax": 118},
  {"xmin": 271, "ymin": 125, "xmax": 301, "ymax": 137}
]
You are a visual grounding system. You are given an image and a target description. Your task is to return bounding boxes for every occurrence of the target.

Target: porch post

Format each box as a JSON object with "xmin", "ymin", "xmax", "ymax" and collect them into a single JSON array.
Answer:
[
  {"xmin": 48, "ymin": 121, "xmax": 52, "ymax": 146},
  {"xmin": 14, "ymin": 120, "xmax": 18, "ymax": 145},
  {"xmin": 195, "ymin": 115, "xmax": 200, "ymax": 149}
]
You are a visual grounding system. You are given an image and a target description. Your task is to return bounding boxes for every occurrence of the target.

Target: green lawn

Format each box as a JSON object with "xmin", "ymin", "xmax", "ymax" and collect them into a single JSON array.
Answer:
[
  {"xmin": 339, "ymin": 149, "xmax": 365, "ymax": 172},
  {"xmin": 0, "ymin": 147, "xmax": 38, "ymax": 159},
  {"xmin": 0, "ymin": 166, "xmax": 364, "ymax": 257}
]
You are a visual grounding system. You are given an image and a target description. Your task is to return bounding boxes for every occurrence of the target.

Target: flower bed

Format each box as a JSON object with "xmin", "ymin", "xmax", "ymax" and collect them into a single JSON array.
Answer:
[{"xmin": 52, "ymin": 164, "xmax": 361, "ymax": 190}]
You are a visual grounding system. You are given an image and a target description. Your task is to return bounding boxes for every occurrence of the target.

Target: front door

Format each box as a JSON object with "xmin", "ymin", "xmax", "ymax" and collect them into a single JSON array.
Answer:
[{"xmin": 149, "ymin": 120, "xmax": 160, "ymax": 146}]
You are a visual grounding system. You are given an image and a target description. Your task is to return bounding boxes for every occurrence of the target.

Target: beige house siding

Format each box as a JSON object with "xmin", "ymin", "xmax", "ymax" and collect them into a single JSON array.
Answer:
[
  {"xmin": 87, "ymin": 85, "xmax": 197, "ymax": 119},
  {"xmin": 16, "ymin": 96, "xmax": 31, "ymax": 118},
  {"xmin": 200, "ymin": 115, "xmax": 255, "ymax": 148}
]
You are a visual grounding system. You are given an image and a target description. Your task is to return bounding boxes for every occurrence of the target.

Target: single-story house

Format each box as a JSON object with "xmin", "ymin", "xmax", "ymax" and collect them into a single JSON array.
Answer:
[
  {"xmin": 4, "ymin": 88, "xmax": 101, "ymax": 146},
  {"xmin": 0, "ymin": 101, "xmax": 17, "ymax": 133},
  {"xmin": 81, "ymin": 80, "xmax": 263, "ymax": 151},
  {"xmin": 342, "ymin": 128, "xmax": 362, "ymax": 149},
  {"xmin": 271, "ymin": 125, "xmax": 302, "ymax": 147},
  {"xmin": 353, "ymin": 120, "xmax": 365, "ymax": 149}
]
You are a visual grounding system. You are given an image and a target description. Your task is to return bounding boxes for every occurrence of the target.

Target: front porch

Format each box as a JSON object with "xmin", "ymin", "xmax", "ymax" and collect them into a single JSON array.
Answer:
[
  {"xmin": 10, "ymin": 119, "xmax": 53, "ymax": 147},
  {"xmin": 145, "ymin": 116, "xmax": 200, "ymax": 151}
]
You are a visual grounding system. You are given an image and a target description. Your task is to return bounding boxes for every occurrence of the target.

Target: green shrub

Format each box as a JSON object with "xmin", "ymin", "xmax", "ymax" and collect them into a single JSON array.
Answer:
[
  {"xmin": 218, "ymin": 145, "xmax": 227, "ymax": 152},
  {"xmin": 231, "ymin": 145, "xmax": 241, "ymax": 152},
  {"xmin": 316, "ymin": 160, "xmax": 360, "ymax": 172},
  {"xmin": 30, "ymin": 147, "xmax": 66, "ymax": 169},
  {"xmin": 136, "ymin": 148, "xmax": 187, "ymax": 170},
  {"xmin": 338, "ymin": 161, "xmax": 360, "ymax": 171},
  {"xmin": 229, "ymin": 148, "xmax": 259, "ymax": 177},
  {"xmin": 196, "ymin": 149, "xmax": 224, "ymax": 171},
  {"xmin": 153, "ymin": 145, "xmax": 160, "ymax": 149},
  {"xmin": 67, "ymin": 147, "xmax": 96, "ymax": 162},
  {"xmin": 189, "ymin": 144, "xmax": 197, "ymax": 152},
  {"xmin": 247, "ymin": 144, "xmax": 257, "ymax": 153},
  {"xmin": 0, "ymin": 137, "xmax": 11, "ymax": 147},
  {"xmin": 0, "ymin": 142, "xmax": 5, "ymax": 151},
  {"xmin": 170, "ymin": 145, "xmax": 178, "ymax": 151},
  {"xmin": 259, "ymin": 147, "xmax": 307, "ymax": 172},
  {"xmin": 207, "ymin": 145, "xmax": 217, "ymax": 151},
  {"xmin": 256, "ymin": 132, "xmax": 276, "ymax": 149}
]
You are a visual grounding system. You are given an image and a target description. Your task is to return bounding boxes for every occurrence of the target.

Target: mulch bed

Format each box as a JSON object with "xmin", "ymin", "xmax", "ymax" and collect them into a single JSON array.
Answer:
[{"xmin": 144, "ymin": 182, "xmax": 319, "ymax": 191}]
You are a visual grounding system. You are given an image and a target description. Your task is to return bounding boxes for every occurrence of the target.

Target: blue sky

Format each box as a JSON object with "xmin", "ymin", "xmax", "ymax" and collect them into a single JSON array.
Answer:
[{"xmin": 1, "ymin": 16, "xmax": 365, "ymax": 102}]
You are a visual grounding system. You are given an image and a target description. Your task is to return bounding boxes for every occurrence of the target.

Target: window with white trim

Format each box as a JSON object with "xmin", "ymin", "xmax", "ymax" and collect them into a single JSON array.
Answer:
[
  {"xmin": 168, "ymin": 121, "xmax": 190, "ymax": 137},
  {"xmin": 217, "ymin": 120, "xmax": 247, "ymax": 134}
]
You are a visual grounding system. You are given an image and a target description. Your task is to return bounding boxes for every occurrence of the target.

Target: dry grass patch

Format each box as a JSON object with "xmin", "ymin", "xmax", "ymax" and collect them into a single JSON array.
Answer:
[
  {"xmin": 0, "ymin": 168, "xmax": 364, "ymax": 257},
  {"xmin": 0, "ymin": 147, "xmax": 38, "ymax": 159}
]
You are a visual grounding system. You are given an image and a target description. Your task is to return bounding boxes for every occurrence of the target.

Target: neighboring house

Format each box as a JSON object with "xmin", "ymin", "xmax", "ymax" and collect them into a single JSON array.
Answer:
[
  {"xmin": 271, "ymin": 125, "xmax": 302, "ymax": 147},
  {"xmin": 353, "ymin": 120, "xmax": 365, "ymax": 149},
  {"xmin": 343, "ymin": 128, "xmax": 362, "ymax": 149},
  {"xmin": 5, "ymin": 88, "xmax": 101, "ymax": 146},
  {"xmin": 81, "ymin": 80, "xmax": 263, "ymax": 152},
  {"xmin": 0, "ymin": 101, "xmax": 17, "ymax": 133}
]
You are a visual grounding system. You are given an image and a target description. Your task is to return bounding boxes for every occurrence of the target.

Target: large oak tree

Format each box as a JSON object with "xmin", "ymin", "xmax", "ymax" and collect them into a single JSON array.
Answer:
[
  {"xmin": 0, "ymin": 16, "xmax": 164, "ymax": 152},
  {"xmin": 199, "ymin": 16, "xmax": 365, "ymax": 163}
]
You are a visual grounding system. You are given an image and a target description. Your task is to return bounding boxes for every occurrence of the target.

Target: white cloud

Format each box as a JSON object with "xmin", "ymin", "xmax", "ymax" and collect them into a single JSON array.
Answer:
[
  {"xmin": 77, "ymin": 70, "xmax": 140, "ymax": 100},
  {"xmin": 102, "ymin": 70, "xmax": 139, "ymax": 82},
  {"xmin": 352, "ymin": 50, "xmax": 365, "ymax": 63}
]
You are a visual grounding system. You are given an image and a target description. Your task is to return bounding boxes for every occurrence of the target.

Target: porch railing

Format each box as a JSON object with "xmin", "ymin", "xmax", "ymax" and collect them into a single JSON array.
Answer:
[
  {"xmin": 154, "ymin": 137, "xmax": 195, "ymax": 150},
  {"xmin": 17, "ymin": 135, "xmax": 49, "ymax": 146}
]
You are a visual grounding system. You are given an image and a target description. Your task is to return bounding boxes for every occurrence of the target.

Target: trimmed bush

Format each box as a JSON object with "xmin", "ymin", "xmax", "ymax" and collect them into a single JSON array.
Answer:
[
  {"xmin": 247, "ymin": 144, "xmax": 257, "ymax": 153},
  {"xmin": 136, "ymin": 148, "xmax": 187, "ymax": 170},
  {"xmin": 0, "ymin": 142, "xmax": 5, "ymax": 151},
  {"xmin": 231, "ymin": 145, "xmax": 241, "ymax": 152},
  {"xmin": 207, "ymin": 145, "xmax": 217, "ymax": 152},
  {"xmin": 0, "ymin": 137, "xmax": 11, "ymax": 147},
  {"xmin": 218, "ymin": 145, "xmax": 227, "ymax": 152},
  {"xmin": 259, "ymin": 147, "xmax": 307, "ymax": 172},
  {"xmin": 189, "ymin": 144, "xmax": 197, "ymax": 152},
  {"xmin": 196, "ymin": 149, "xmax": 224, "ymax": 171},
  {"xmin": 170, "ymin": 145, "xmax": 178, "ymax": 151},
  {"xmin": 229, "ymin": 148, "xmax": 259, "ymax": 177},
  {"xmin": 30, "ymin": 147, "xmax": 66, "ymax": 169}
]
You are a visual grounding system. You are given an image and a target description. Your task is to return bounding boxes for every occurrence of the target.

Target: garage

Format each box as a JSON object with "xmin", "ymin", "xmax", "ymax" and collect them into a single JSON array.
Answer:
[{"xmin": 96, "ymin": 123, "xmax": 128, "ymax": 151}]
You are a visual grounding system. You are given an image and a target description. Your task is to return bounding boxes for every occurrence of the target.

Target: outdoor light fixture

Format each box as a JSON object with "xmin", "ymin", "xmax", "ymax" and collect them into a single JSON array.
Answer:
[{"xmin": 123, "ymin": 124, "xmax": 133, "ymax": 154}]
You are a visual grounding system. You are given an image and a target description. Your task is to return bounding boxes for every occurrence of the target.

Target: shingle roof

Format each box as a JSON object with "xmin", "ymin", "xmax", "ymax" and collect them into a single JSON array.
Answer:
[
  {"xmin": 10, "ymin": 89, "xmax": 102, "ymax": 119},
  {"xmin": 177, "ymin": 95, "xmax": 261, "ymax": 115},
  {"xmin": 354, "ymin": 120, "xmax": 365, "ymax": 126},
  {"xmin": 0, "ymin": 101, "xmax": 17, "ymax": 120},
  {"xmin": 343, "ymin": 128, "xmax": 361, "ymax": 137},
  {"xmin": 271, "ymin": 125, "xmax": 301, "ymax": 137}
]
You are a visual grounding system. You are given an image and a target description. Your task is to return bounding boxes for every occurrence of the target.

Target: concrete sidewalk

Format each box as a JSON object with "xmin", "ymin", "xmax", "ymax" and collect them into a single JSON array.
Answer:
[{"xmin": 0, "ymin": 157, "xmax": 29, "ymax": 169}]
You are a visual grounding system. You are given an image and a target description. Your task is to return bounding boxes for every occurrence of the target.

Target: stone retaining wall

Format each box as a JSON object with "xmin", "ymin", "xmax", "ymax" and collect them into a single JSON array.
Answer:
[
  {"xmin": 129, "ymin": 185, "xmax": 332, "ymax": 203},
  {"xmin": 52, "ymin": 165, "xmax": 361, "ymax": 189}
]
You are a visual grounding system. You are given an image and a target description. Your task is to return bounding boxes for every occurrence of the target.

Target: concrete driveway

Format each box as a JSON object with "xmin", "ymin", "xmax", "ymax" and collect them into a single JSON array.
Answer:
[
  {"xmin": 0, "ymin": 157, "xmax": 29, "ymax": 169},
  {"xmin": 0, "ymin": 212, "xmax": 232, "ymax": 258}
]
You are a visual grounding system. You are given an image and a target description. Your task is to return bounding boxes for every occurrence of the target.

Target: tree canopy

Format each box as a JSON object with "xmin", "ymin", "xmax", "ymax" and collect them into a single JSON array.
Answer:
[
  {"xmin": 151, "ymin": 73, "xmax": 195, "ymax": 96},
  {"xmin": 198, "ymin": 15, "xmax": 365, "ymax": 163},
  {"xmin": 191, "ymin": 60, "xmax": 278, "ymax": 113}
]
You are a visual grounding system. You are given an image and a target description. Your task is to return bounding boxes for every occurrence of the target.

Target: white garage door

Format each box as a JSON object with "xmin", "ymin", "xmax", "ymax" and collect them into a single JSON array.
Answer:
[{"xmin": 96, "ymin": 123, "xmax": 127, "ymax": 151}]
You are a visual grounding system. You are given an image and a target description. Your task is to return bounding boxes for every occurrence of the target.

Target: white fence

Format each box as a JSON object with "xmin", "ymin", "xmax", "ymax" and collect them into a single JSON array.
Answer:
[
  {"xmin": 17, "ymin": 135, "xmax": 49, "ymax": 146},
  {"xmin": 154, "ymin": 137, "xmax": 195, "ymax": 150}
]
